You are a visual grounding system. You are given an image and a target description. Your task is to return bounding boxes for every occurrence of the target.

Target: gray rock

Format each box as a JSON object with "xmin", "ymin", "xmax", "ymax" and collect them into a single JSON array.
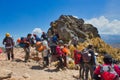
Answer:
[
  {"xmin": 47, "ymin": 15, "xmax": 100, "ymax": 43},
  {"xmin": 0, "ymin": 69, "xmax": 12, "ymax": 79},
  {"xmin": 23, "ymin": 73, "xmax": 30, "ymax": 79}
]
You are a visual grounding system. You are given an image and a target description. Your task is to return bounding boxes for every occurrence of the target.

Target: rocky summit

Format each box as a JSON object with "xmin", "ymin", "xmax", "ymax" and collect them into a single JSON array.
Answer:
[
  {"xmin": 47, "ymin": 15, "xmax": 120, "ymax": 60},
  {"xmin": 47, "ymin": 15, "xmax": 100, "ymax": 42}
]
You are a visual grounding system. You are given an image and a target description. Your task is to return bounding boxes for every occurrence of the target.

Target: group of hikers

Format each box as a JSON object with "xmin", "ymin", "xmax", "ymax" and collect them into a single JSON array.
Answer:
[{"xmin": 1, "ymin": 32, "xmax": 120, "ymax": 80}]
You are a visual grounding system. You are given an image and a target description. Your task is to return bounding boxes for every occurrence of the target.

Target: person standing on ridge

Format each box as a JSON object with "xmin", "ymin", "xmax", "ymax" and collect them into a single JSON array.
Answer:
[
  {"xmin": 3, "ymin": 33, "xmax": 14, "ymax": 61},
  {"xmin": 41, "ymin": 32, "xmax": 48, "ymax": 41}
]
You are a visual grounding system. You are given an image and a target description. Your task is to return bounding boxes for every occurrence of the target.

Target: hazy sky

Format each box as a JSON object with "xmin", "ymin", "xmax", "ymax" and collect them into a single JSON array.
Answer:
[{"xmin": 0, "ymin": 0, "xmax": 120, "ymax": 46}]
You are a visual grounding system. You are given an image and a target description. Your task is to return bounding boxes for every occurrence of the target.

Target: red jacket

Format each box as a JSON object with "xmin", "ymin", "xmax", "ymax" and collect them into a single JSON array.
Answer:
[
  {"xmin": 94, "ymin": 64, "xmax": 119, "ymax": 80},
  {"xmin": 56, "ymin": 45, "xmax": 64, "ymax": 57},
  {"xmin": 114, "ymin": 64, "xmax": 120, "ymax": 76}
]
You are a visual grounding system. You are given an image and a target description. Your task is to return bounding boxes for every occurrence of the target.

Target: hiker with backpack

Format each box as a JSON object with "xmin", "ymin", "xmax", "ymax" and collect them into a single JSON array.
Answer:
[
  {"xmin": 42, "ymin": 39, "xmax": 50, "ymax": 67},
  {"xmin": 69, "ymin": 36, "xmax": 79, "ymax": 48},
  {"xmin": 3, "ymin": 33, "xmax": 14, "ymax": 61},
  {"xmin": 78, "ymin": 48, "xmax": 85, "ymax": 79},
  {"xmin": 56, "ymin": 40, "xmax": 65, "ymax": 70},
  {"xmin": 19, "ymin": 34, "xmax": 32, "ymax": 62},
  {"xmin": 33, "ymin": 34, "xmax": 41, "ymax": 42},
  {"xmin": 93, "ymin": 54, "xmax": 119, "ymax": 80},
  {"xmin": 48, "ymin": 35, "xmax": 57, "ymax": 55},
  {"xmin": 41, "ymin": 32, "xmax": 48, "ymax": 41},
  {"xmin": 48, "ymin": 35, "xmax": 59, "ymax": 63},
  {"xmin": 82, "ymin": 44, "xmax": 96, "ymax": 80},
  {"xmin": 62, "ymin": 44, "xmax": 70, "ymax": 67}
]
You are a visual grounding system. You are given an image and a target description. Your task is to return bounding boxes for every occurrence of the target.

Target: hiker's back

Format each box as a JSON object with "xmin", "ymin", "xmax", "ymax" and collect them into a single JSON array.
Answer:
[
  {"xmin": 19, "ymin": 37, "xmax": 27, "ymax": 48},
  {"xmin": 82, "ymin": 49, "xmax": 92, "ymax": 63},
  {"xmin": 36, "ymin": 36, "xmax": 41, "ymax": 42},
  {"xmin": 94, "ymin": 64, "xmax": 119, "ymax": 80},
  {"xmin": 52, "ymin": 35, "xmax": 58, "ymax": 44},
  {"xmin": 74, "ymin": 50, "xmax": 82, "ymax": 64},
  {"xmin": 3, "ymin": 37, "xmax": 14, "ymax": 48}
]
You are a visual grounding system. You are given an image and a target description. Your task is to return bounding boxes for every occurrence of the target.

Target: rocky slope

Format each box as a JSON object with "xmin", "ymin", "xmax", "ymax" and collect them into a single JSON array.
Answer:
[
  {"xmin": 48, "ymin": 15, "xmax": 100, "ymax": 42},
  {"xmin": 47, "ymin": 15, "xmax": 120, "ymax": 60}
]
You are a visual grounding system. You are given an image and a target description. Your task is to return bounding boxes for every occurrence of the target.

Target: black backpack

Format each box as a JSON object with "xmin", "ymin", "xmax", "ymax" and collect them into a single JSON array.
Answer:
[
  {"xmin": 4, "ymin": 37, "xmax": 14, "ymax": 47},
  {"xmin": 82, "ymin": 50, "xmax": 92, "ymax": 63}
]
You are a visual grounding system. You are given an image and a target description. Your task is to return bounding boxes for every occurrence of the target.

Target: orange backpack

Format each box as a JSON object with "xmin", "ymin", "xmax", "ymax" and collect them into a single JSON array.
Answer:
[
  {"xmin": 36, "ymin": 42, "xmax": 45, "ymax": 52},
  {"xmin": 62, "ymin": 47, "xmax": 69, "ymax": 55}
]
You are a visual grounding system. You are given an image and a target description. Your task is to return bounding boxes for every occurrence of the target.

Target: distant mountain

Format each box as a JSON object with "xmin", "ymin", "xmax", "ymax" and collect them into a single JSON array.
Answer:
[{"xmin": 101, "ymin": 34, "xmax": 120, "ymax": 48}]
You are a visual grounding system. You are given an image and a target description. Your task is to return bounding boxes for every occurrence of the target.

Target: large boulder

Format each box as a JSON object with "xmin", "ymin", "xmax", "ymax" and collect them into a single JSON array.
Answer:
[
  {"xmin": 47, "ymin": 15, "xmax": 120, "ymax": 60},
  {"xmin": 47, "ymin": 15, "xmax": 100, "ymax": 42},
  {"xmin": 0, "ymin": 69, "xmax": 12, "ymax": 79}
]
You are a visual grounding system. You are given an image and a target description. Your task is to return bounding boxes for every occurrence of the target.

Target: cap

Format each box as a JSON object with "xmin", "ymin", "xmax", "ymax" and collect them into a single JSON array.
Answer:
[{"xmin": 6, "ymin": 33, "xmax": 10, "ymax": 37}]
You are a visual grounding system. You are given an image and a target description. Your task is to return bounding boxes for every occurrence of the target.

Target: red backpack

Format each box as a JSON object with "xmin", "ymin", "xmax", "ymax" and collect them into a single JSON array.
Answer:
[
  {"xmin": 74, "ymin": 50, "xmax": 82, "ymax": 64},
  {"xmin": 100, "ymin": 65, "xmax": 119, "ymax": 80}
]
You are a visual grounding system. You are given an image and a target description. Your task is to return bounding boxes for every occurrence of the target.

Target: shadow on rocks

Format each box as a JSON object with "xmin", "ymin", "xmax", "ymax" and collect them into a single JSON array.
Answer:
[
  {"xmin": 30, "ymin": 65, "xmax": 45, "ymax": 70},
  {"xmin": 15, "ymin": 58, "xmax": 23, "ymax": 62},
  {"xmin": 44, "ymin": 68, "xmax": 60, "ymax": 72}
]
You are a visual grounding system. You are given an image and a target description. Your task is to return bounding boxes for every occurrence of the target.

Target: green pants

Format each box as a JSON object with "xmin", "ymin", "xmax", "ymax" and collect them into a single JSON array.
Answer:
[{"xmin": 24, "ymin": 47, "xmax": 30, "ymax": 62}]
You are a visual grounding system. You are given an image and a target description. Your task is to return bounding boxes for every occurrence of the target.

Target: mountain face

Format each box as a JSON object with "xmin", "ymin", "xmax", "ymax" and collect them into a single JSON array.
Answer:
[
  {"xmin": 47, "ymin": 15, "xmax": 100, "ymax": 42},
  {"xmin": 47, "ymin": 15, "xmax": 120, "ymax": 60}
]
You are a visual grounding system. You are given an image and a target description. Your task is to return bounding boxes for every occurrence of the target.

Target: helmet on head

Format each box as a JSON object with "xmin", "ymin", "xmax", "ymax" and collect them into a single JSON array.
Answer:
[
  {"xmin": 58, "ymin": 40, "xmax": 63, "ymax": 44},
  {"xmin": 6, "ymin": 33, "xmax": 10, "ymax": 37},
  {"xmin": 103, "ymin": 54, "xmax": 112, "ymax": 64},
  {"xmin": 87, "ymin": 44, "xmax": 93, "ymax": 49}
]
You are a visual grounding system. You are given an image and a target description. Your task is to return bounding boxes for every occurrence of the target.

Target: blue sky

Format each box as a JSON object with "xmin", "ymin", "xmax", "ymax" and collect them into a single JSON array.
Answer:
[{"xmin": 0, "ymin": 0, "xmax": 120, "ymax": 46}]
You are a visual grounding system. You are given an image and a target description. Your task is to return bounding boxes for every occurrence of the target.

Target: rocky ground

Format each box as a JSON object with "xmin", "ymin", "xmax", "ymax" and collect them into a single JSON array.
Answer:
[{"xmin": 0, "ymin": 48, "xmax": 79, "ymax": 80}]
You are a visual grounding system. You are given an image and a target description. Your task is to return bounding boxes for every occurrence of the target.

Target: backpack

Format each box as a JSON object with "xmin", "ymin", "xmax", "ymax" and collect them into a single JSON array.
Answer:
[
  {"xmin": 52, "ymin": 35, "xmax": 58, "ymax": 43},
  {"xmin": 99, "ymin": 65, "xmax": 119, "ymax": 80},
  {"xmin": 74, "ymin": 50, "xmax": 82, "ymax": 64},
  {"xmin": 41, "ymin": 34, "xmax": 48, "ymax": 40},
  {"xmin": 4, "ymin": 37, "xmax": 14, "ymax": 47},
  {"xmin": 36, "ymin": 36, "xmax": 41, "ymax": 42},
  {"xmin": 82, "ymin": 50, "xmax": 91, "ymax": 63},
  {"xmin": 19, "ymin": 37, "xmax": 28, "ymax": 48}
]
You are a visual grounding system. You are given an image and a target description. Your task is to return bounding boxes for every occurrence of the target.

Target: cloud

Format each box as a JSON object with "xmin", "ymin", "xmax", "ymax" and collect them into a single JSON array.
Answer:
[
  {"xmin": 32, "ymin": 28, "xmax": 43, "ymax": 34},
  {"xmin": 73, "ymin": 16, "xmax": 78, "ymax": 18},
  {"xmin": 85, "ymin": 16, "xmax": 120, "ymax": 35}
]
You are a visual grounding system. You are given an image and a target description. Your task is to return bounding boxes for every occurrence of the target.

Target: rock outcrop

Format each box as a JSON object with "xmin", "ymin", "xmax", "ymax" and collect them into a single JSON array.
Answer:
[
  {"xmin": 47, "ymin": 15, "xmax": 120, "ymax": 60},
  {"xmin": 47, "ymin": 15, "xmax": 100, "ymax": 42}
]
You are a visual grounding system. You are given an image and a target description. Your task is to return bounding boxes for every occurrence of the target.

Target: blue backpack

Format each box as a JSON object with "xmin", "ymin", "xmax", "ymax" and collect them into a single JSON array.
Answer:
[
  {"xmin": 52, "ymin": 35, "xmax": 58, "ymax": 43},
  {"xmin": 19, "ymin": 37, "xmax": 26, "ymax": 48}
]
